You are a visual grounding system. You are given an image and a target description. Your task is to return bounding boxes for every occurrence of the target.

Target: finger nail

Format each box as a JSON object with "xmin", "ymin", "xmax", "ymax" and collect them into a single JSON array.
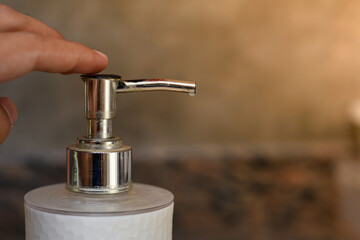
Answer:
[
  {"xmin": 0, "ymin": 98, "xmax": 18, "ymax": 126},
  {"xmin": 94, "ymin": 50, "xmax": 108, "ymax": 61}
]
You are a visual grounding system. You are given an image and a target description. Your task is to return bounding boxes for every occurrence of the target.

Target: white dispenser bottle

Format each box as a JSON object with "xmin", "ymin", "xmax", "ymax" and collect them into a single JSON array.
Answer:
[{"xmin": 24, "ymin": 74, "xmax": 196, "ymax": 240}]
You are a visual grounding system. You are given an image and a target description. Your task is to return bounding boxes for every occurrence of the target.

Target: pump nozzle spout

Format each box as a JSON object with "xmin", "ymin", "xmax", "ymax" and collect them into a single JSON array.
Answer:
[{"xmin": 117, "ymin": 78, "xmax": 196, "ymax": 94}]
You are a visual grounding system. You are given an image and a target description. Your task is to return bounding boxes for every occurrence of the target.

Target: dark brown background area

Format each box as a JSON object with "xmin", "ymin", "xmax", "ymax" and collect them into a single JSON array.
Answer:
[{"xmin": 0, "ymin": 144, "xmax": 359, "ymax": 240}]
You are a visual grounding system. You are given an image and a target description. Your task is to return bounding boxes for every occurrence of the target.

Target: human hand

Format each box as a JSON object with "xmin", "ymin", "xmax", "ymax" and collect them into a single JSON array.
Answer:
[{"xmin": 0, "ymin": 4, "xmax": 108, "ymax": 143}]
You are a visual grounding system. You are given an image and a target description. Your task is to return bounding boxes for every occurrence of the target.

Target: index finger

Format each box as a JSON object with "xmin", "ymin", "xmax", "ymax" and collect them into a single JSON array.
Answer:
[{"xmin": 0, "ymin": 32, "xmax": 108, "ymax": 82}]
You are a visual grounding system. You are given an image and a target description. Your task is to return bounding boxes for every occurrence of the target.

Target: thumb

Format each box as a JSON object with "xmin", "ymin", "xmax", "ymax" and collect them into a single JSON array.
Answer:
[{"xmin": 0, "ymin": 97, "xmax": 18, "ymax": 144}]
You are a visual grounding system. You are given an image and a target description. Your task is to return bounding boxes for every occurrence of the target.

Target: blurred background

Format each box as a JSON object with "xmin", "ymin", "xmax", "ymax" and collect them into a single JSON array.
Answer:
[{"xmin": 2, "ymin": 0, "xmax": 360, "ymax": 239}]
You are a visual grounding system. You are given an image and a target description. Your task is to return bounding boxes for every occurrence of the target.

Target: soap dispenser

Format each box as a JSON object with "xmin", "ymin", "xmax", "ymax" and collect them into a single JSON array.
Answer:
[{"xmin": 24, "ymin": 74, "xmax": 196, "ymax": 240}]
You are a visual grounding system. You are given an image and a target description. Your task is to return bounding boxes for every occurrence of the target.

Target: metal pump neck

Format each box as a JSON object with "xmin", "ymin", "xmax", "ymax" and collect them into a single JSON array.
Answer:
[{"xmin": 66, "ymin": 74, "xmax": 196, "ymax": 194}]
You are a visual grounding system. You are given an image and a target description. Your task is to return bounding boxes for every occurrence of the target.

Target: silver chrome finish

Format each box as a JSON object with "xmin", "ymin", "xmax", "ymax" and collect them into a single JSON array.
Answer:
[
  {"xmin": 66, "ymin": 144, "xmax": 132, "ymax": 194},
  {"xmin": 86, "ymin": 119, "xmax": 113, "ymax": 139},
  {"xmin": 66, "ymin": 74, "xmax": 196, "ymax": 194},
  {"xmin": 84, "ymin": 75, "xmax": 119, "ymax": 119},
  {"xmin": 117, "ymin": 78, "xmax": 196, "ymax": 94}
]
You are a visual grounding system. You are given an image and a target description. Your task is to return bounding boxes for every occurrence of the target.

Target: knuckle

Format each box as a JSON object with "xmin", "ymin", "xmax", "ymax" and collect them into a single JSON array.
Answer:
[
  {"xmin": 69, "ymin": 41, "xmax": 87, "ymax": 52},
  {"xmin": 0, "ymin": 4, "xmax": 14, "ymax": 16},
  {"xmin": 70, "ymin": 41, "xmax": 82, "ymax": 47},
  {"xmin": 0, "ymin": 4, "xmax": 11, "ymax": 12},
  {"xmin": 0, "ymin": 5, "xmax": 27, "ymax": 30},
  {"xmin": 53, "ymin": 30, "xmax": 65, "ymax": 39}
]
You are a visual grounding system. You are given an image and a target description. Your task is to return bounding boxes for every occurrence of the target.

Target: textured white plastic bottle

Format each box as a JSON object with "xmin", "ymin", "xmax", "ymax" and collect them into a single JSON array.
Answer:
[{"xmin": 24, "ymin": 183, "xmax": 174, "ymax": 240}]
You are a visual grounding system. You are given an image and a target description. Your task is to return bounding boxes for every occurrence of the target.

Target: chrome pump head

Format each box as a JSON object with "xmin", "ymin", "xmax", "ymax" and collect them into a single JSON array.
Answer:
[{"xmin": 66, "ymin": 74, "xmax": 196, "ymax": 194}]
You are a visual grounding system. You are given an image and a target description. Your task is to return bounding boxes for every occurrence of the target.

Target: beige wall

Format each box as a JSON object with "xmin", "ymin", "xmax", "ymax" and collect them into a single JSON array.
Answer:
[{"xmin": 1, "ymin": 0, "xmax": 360, "ymax": 161}]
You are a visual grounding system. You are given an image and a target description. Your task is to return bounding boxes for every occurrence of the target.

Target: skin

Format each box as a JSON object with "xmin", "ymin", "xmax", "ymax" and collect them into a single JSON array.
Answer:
[{"xmin": 0, "ymin": 5, "xmax": 108, "ymax": 143}]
